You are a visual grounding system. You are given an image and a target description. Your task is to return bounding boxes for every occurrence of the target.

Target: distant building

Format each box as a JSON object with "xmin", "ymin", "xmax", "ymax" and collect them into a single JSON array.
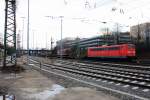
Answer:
[
  {"xmin": 118, "ymin": 32, "xmax": 132, "ymax": 44},
  {"xmin": 56, "ymin": 37, "xmax": 76, "ymax": 48},
  {"xmin": 130, "ymin": 22, "xmax": 150, "ymax": 58},
  {"xmin": 56, "ymin": 37, "xmax": 77, "ymax": 56},
  {"xmin": 130, "ymin": 22, "xmax": 150, "ymax": 43}
]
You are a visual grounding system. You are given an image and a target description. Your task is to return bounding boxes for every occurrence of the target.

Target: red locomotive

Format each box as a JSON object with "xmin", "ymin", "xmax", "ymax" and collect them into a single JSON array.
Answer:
[{"xmin": 88, "ymin": 44, "xmax": 136, "ymax": 58}]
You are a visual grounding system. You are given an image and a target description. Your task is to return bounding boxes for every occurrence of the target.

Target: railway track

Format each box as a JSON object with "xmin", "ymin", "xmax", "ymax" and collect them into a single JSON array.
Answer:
[
  {"xmin": 81, "ymin": 60, "xmax": 150, "ymax": 70},
  {"xmin": 29, "ymin": 57, "xmax": 150, "ymax": 100},
  {"xmin": 59, "ymin": 58, "xmax": 150, "ymax": 70},
  {"xmin": 57, "ymin": 60, "xmax": 150, "ymax": 76}
]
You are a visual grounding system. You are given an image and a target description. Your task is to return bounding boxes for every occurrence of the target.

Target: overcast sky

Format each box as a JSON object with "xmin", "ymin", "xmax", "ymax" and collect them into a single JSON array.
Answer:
[{"xmin": 0, "ymin": 0, "xmax": 150, "ymax": 49}]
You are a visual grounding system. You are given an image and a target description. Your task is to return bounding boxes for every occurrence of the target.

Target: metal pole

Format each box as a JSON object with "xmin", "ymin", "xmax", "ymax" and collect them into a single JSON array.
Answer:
[
  {"xmin": 21, "ymin": 17, "xmax": 25, "ymax": 50},
  {"xmin": 45, "ymin": 32, "xmax": 47, "ymax": 59},
  {"xmin": 51, "ymin": 36, "xmax": 53, "ymax": 50},
  {"xmin": 60, "ymin": 16, "xmax": 63, "ymax": 59},
  {"xmin": 46, "ymin": 32, "xmax": 47, "ymax": 49},
  {"xmin": 27, "ymin": 0, "xmax": 30, "ymax": 64},
  {"xmin": 45, "ymin": 16, "xmax": 52, "ymax": 58},
  {"xmin": 106, "ymin": 28, "xmax": 108, "ymax": 44},
  {"xmin": 13, "ymin": 0, "xmax": 17, "ymax": 65},
  {"xmin": 116, "ymin": 23, "xmax": 119, "ymax": 44},
  {"xmin": 45, "ymin": 16, "xmax": 63, "ymax": 59},
  {"xmin": 33, "ymin": 30, "xmax": 34, "ymax": 49},
  {"xmin": 21, "ymin": 17, "xmax": 25, "ymax": 57}
]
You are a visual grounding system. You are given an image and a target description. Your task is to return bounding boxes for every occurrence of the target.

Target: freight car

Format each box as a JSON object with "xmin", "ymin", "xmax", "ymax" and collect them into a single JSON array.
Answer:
[
  {"xmin": 56, "ymin": 33, "xmax": 134, "ymax": 59},
  {"xmin": 57, "ymin": 48, "xmax": 71, "ymax": 57},
  {"xmin": 88, "ymin": 44, "xmax": 136, "ymax": 59}
]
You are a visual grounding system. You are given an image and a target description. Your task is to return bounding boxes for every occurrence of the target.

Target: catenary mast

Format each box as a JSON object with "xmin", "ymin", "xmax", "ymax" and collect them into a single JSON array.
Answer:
[{"xmin": 3, "ymin": 0, "xmax": 17, "ymax": 67}]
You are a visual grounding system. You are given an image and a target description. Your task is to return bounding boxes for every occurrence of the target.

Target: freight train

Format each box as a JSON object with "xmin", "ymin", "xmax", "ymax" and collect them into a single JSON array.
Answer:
[
  {"xmin": 56, "ymin": 33, "xmax": 136, "ymax": 59},
  {"xmin": 57, "ymin": 44, "xmax": 136, "ymax": 59}
]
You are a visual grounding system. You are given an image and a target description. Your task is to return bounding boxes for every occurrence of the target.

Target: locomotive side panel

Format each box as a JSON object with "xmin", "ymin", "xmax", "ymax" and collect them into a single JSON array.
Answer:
[{"xmin": 87, "ymin": 44, "xmax": 136, "ymax": 58}]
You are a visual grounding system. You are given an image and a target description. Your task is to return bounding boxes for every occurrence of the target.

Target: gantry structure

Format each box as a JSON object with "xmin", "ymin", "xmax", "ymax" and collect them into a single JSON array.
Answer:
[{"xmin": 3, "ymin": 0, "xmax": 16, "ymax": 67}]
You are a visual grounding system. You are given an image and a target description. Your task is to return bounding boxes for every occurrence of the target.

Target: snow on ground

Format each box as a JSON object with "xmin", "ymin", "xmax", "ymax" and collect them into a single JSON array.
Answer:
[{"xmin": 27, "ymin": 84, "xmax": 65, "ymax": 100}]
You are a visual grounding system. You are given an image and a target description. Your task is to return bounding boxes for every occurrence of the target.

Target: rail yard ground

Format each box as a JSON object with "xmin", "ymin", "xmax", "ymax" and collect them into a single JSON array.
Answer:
[
  {"xmin": 28, "ymin": 56, "xmax": 150, "ymax": 100},
  {"xmin": 0, "ymin": 57, "xmax": 120, "ymax": 100}
]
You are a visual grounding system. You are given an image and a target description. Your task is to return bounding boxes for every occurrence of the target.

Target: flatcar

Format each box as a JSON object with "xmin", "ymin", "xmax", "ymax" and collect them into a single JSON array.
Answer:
[{"xmin": 87, "ymin": 44, "xmax": 136, "ymax": 58}]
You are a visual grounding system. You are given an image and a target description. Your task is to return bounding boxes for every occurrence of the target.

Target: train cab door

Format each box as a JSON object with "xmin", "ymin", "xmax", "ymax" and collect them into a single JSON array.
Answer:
[
  {"xmin": 118, "ymin": 46, "xmax": 122, "ymax": 57},
  {"xmin": 120, "ymin": 45, "xmax": 126, "ymax": 57}
]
